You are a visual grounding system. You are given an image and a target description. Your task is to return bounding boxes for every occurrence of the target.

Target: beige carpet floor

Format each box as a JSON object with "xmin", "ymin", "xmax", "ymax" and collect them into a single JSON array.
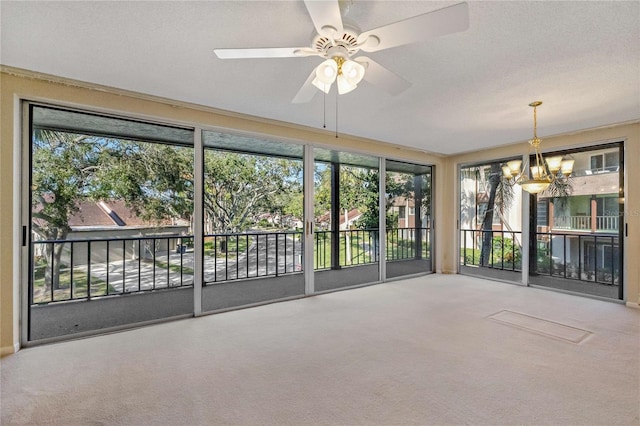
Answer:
[{"xmin": 1, "ymin": 274, "xmax": 639, "ymax": 425}]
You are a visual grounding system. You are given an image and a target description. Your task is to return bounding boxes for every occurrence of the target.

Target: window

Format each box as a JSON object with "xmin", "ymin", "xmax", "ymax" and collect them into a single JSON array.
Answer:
[
  {"xmin": 590, "ymin": 152, "xmax": 619, "ymax": 172},
  {"xmin": 537, "ymin": 199, "xmax": 549, "ymax": 227}
]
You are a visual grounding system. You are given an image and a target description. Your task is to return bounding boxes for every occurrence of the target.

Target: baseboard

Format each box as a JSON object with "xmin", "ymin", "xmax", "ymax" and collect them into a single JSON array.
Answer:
[
  {"xmin": 1, "ymin": 342, "xmax": 20, "ymax": 357},
  {"xmin": 625, "ymin": 301, "xmax": 640, "ymax": 309}
]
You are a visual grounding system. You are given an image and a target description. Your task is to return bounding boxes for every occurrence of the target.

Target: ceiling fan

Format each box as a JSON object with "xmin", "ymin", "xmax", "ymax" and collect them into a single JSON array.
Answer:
[{"xmin": 214, "ymin": 1, "xmax": 469, "ymax": 103}]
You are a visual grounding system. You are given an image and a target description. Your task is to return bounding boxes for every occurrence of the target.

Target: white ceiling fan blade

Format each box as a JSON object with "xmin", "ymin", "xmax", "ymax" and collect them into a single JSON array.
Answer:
[
  {"xmin": 214, "ymin": 47, "xmax": 318, "ymax": 59},
  {"xmin": 292, "ymin": 69, "xmax": 319, "ymax": 104},
  {"xmin": 357, "ymin": 2, "xmax": 469, "ymax": 53},
  {"xmin": 304, "ymin": 0, "xmax": 343, "ymax": 38},
  {"xmin": 355, "ymin": 57, "xmax": 411, "ymax": 95}
]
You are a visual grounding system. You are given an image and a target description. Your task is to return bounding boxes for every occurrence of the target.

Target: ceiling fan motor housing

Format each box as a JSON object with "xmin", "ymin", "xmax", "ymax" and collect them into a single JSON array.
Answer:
[{"xmin": 313, "ymin": 25, "xmax": 360, "ymax": 58}]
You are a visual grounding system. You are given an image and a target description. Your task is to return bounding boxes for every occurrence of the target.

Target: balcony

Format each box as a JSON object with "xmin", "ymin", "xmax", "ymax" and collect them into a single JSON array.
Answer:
[
  {"xmin": 552, "ymin": 215, "xmax": 619, "ymax": 232},
  {"xmin": 32, "ymin": 227, "xmax": 431, "ymax": 305}
]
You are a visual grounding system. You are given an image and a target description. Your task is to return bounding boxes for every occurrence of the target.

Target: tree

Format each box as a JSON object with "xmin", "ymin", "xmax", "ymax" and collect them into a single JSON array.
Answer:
[
  {"xmin": 479, "ymin": 163, "xmax": 503, "ymax": 266},
  {"xmin": 97, "ymin": 141, "xmax": 195, "ymax": 226},
  {"xmin": 203, "ymin": 151, "xmax": 302, "ymax": 233},
  {"xmin": 477, "ymin": 161, "xmax": 573, "ymax": 267},
  {"xmin": 31, "ymin": 129, "xmax": 194, "ymax": 292},
  {"xmin": 32, "ymin": 130, "xmax": 117, "ymax": 290},
  {"xmin": 353, "ymin": 169, "xmax": 410, "ymax": 230}
]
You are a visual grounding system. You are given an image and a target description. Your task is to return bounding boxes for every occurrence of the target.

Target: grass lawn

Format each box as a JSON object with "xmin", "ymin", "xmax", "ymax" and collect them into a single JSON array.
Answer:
[{"xmin": 33, "ymin": 269, "xmax": 114, "ymax": 303}]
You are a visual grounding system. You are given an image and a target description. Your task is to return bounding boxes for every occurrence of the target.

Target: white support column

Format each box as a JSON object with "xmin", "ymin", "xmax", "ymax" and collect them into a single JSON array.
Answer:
[
  {"xmin": 303, "ymin": 144, "xmax": 315, "ymax": 295},
  {"xmin": 193, "ymin": 128, "xmax": 204, "ymax": 315},
  {"xmin": 379, "ymin": 158, "xmax": 386, "ymax": 282},
  {"xmin": 520, "ymin": 154, "xmax": 530, "ymax": 286}
]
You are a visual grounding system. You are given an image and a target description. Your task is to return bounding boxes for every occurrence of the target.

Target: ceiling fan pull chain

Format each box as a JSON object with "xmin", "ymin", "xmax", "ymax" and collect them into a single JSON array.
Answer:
[{"xmin": 323, "ymin": 89, "xmax": 326, "ymax": 129}]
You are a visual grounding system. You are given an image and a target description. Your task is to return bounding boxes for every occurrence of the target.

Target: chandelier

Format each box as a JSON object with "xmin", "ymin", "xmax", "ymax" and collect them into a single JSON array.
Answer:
[
  {"xmin": 312, "ymin": 53, "xmax": 365, "ymax": 95},
  {"xmin": 502, "ymin": 101, "xmax": 574, "ymax": 194}
]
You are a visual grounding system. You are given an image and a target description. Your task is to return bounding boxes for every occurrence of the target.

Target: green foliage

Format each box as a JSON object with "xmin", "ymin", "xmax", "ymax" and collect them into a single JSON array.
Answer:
[
  {"xmin": 314, "ymin": 232, "xmax": 376, "ymax": 269},
  {"xmin": 204, "ymin": 151, "xmax": 302, "ymax": 232},
  {"xmin": 462, "ymin": 236, "xmax": 521, "ymax": 267}
]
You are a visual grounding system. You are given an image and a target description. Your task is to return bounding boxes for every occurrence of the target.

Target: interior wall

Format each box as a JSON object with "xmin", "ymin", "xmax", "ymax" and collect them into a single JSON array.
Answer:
[
  {"xmin": 445, "ymin": 122, "xmax": 640, "ymax": 307},
  {"xmin": 0, "ymin": 68, "xmax": 443, "ymax": 354},
  {"xmin": 2, "ymin": 68, "xmax": 637, "ymax": 354}
]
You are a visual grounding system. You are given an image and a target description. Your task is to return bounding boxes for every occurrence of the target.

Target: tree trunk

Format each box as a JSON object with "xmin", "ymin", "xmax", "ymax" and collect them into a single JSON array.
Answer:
[
  {"xmin": 344, "ymin": 208, "xmax": 351, "ymax": 262},
  {"xmin": 480, "ymin": 163, "xmax": 502, "ymax": 267},
  {"xmin": 43, "ymin": 240, "xmax": 67, "ymax": 293}
]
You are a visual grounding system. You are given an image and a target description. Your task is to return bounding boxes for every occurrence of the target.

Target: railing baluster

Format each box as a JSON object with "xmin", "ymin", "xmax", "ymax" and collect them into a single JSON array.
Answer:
[
  {"xmin": 266, "ymin": 234, "xmax": 270, "ymax": 275},
  {"xmin": 152, "ymin": 239, "xmax": 156, "ymax": 290},
  {"xmin": 594, "ymin": 235, "xmax": 598, "ymax": 283},
  {"xmin": 106, "ymin": 240, "xmax": 110, "ymax": 295},
  {"xmin": 611, "ymin": 236, "xmax": 615, "ymax": 285},
  {"xmin": 549, "ymin": 232, "xmax": 553, "ymax": 276},
  {"xmin": 87, "ymin": 241, "xmax": 92, "ymax": 300},
  {"xmin": 214, "ymin": 236, "xmax": 218, "ymax": 283},
  {"xmin": 70, "ymin": 242, "xmax": 74, "ymax": 300},
  {"xmin": 50, "ymin": 242, "xmax": 54, "ymax": 302},
  {"xmin": 236, "ymin": 235, "xmax": 240, "ymax": 280},
  {"xmin": 167, "ymin": 238, "xmax": 170, "ymax": 288},
  {"xmin": 225, "ymin": 235, "xmax": 229, "ymax": 281},
  {"xmin": 179, "ymin": 237, "xmax": 183, "ymax": 287},
  {"xmin": 138, "ymin": 239, "xmax": 142, "ymax": 292},
  {"xmin": 123, "ymin": 240, "xmax": 126, "ymax": 293},
  {"xmin": 501, "ymin": 230, "xmax": 505, "ymax": 270},
  {"xmin": 563, "ymin": 234, "xmax": 567, "ymax": 279},
  {"xmin": 578, "ymin": 235, "xmax": 582, "ymax": 281}
]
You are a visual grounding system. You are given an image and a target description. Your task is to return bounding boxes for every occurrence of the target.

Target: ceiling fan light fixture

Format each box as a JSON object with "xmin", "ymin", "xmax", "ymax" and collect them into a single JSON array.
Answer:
[
  {"xmin": 312, "ymin": 77, "xmax": 332, "ymax": 94},
  {"xmin": 315, "ymin": 59, "xmax": 338, "ymax": 84},
  {"xmin": 341, "ymin": 59, "xmax": 365, "ymax": 85},
  {"xmin": 336, "ymin": 74, "xmax": 357, "ymax": 94}
]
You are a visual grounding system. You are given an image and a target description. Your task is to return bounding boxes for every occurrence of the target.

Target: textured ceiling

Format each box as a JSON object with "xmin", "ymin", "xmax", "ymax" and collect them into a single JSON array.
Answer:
[{"xmin": 2, "ymin": 1, "xmax": 639, "ymax": 155}]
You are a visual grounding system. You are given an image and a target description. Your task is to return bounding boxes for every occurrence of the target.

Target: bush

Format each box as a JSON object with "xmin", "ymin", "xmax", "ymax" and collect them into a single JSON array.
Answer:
[{"xmin": 462, "ymin": 236, "xmax": 521, "ymax": 268}]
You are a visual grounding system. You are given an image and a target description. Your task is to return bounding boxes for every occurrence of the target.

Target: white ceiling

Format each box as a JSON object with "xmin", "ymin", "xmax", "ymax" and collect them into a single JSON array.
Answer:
[{"xmin": 2, "ymin": 1, "xmax": 639, "ymax": 155}]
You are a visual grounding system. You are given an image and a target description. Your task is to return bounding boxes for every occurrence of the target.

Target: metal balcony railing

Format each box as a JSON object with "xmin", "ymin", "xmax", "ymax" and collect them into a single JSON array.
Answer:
[
  {"xmin": 532, "ymin": 232, "xmax": 619, "ymax": 285},
  {"xmin": 203, "ymin": 231, "xmax": 303, "ymax": 283},
  {"xmin": 460, "ymin": 229, "xmax": 522, "ymax": 272},
  {"xmin": 31, "ymin": 235, "xmax": 195, "ymax": 305},
  {"xmin": 32, "ymin": 227, "xmax": 433, "ymax": 304}
]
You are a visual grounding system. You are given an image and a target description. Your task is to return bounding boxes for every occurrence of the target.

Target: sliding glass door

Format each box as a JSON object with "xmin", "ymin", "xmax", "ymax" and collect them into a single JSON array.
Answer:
[
  {"xmin": 24, "ymin": 103, "xmax": 435, "ymax": 344},
  {"xmin": 200, "ymin": 131, "xmax": 305, "ymax": 312},
  {"xmin": 385, "ymin": 160, "xmax": 433, "ymax": 278},
  {"xmin": 312, "ymin": 149, "xmax": 381, "ymax": 291},
  {"xmin": 27, "ymin": 105, "xmax": 195, "ymax": 341},
  {"xmin": 459, "ymin": 160, "xmax": 523, "ymax": 282},
  {"xmin": 529, "ymin": 143, "xmax": 624, "ymax": 299}
]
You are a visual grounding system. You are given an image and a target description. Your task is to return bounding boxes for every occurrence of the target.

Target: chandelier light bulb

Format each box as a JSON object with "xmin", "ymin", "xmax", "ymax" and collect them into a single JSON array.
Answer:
[
  {"xmin": 545, "ymin": 156, "xmax": 563, "ymax": 173},
  {"xmin": 560, "ymin": 159, "xmax": 575, "ymax": 176}
]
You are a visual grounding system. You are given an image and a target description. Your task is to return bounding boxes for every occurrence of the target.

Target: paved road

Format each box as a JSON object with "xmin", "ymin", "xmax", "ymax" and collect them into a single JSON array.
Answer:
[{"xmin": 79, "ymin": 233, "xmax": 303, "ymax": 293}]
